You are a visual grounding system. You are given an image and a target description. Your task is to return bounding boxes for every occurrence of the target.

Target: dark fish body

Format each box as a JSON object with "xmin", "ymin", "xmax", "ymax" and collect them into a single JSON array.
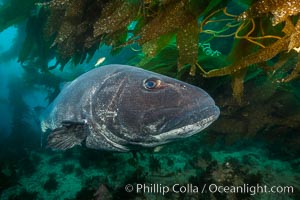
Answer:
[{"xmin": 41, "ymin": 64, "xmax": 220, "ymax": 152}]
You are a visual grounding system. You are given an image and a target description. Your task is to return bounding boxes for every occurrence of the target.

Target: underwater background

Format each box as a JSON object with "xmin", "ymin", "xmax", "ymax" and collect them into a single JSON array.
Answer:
[{"xmin": 0, "ymin": 0, "xmax": 299, "ymax": 199}]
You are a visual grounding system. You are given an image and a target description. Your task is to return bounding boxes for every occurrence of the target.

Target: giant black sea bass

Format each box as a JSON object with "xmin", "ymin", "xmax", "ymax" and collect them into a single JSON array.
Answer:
[{"xmin": 41, "ymin": 65, "xmax": 220, "ymax": 152}]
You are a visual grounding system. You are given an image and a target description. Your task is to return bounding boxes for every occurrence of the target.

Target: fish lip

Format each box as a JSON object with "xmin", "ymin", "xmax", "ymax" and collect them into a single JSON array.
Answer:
[
  {"xmin": 179, "ymin": 104, "xmax": 220, "ymax": 132},
  {"xmin": 153, "ymin": 104, "xmax": 220, "ymax": 142},
  {"xmin": 159, "ymin": 104, "xmax": 220, "ymax": 133}
]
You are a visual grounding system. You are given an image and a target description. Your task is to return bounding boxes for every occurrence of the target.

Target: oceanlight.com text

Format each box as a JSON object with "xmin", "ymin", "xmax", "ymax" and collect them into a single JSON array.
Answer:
[{"xmin": 124, "ymin": 183, "xmax": 294, "ymax": 196}]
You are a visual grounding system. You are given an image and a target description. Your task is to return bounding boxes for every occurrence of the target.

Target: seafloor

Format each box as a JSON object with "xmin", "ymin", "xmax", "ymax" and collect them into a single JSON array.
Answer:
[{"xmin": 0, "ymin": 136, "xmax": 299, "ymax": 200}]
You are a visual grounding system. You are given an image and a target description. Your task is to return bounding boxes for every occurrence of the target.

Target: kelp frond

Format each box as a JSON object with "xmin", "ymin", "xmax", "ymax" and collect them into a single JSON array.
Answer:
[
  {"xmin": 2, "ymin": 0, "xmax": 300, "ymax": 103},
  {"xmin": 199, "ymin": 0, "xmax": 300, "ymax": 102}
]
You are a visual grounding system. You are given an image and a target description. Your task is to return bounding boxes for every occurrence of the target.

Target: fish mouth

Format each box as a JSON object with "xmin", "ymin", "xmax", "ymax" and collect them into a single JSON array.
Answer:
[{"xmin": 153, "ymin": 105, "xmax": 220, "ymax": 142}]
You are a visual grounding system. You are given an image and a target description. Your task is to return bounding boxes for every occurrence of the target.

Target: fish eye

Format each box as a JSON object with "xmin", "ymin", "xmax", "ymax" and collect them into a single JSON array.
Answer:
[{"xmin": 143, "ymin": 78, "xmax": 161, "ymax": 90}]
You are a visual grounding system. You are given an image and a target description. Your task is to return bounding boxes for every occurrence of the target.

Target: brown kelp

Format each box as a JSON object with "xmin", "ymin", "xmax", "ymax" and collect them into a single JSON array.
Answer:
[
  {"xmin": 1, "ymin": 1, "xmax": 300, "ymax": 199},
  {"xmin": 2, "ymin": 0, "xmax": 298, "ymax": 104},
  {"xmin": 0, "ymin": 0, "xmax": 298, "ymax": 81},
  {"xmin": 0, "ymin": 0, "xmax": 229, "ymax": 72},
  {"xmin": 199, "ymin": 0, "xmax": 300, "ymax": 102}
]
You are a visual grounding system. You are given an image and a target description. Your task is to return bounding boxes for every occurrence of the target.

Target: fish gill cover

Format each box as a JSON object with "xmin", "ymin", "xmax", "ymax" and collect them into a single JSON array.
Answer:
[{"xmin": 0, "ymin": 0, "xmax": 299, "ymax": 199}]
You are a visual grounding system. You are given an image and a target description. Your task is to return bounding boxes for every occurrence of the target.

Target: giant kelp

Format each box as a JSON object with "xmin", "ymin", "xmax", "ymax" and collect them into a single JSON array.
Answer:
[
  {"xmin": 1, "ymin": 0, "xmax": 298, "ymax": 104},
  {"xmin": 0, "ymin": 0, "xmax": 230, "ymax": 74},
  {"xmin": 199, "ymin": 0, "xmax": 300, "ymax": 102},
  {"xmin": 1, "ymin": 1, "xmax": 300, "ymax": 199},
  {"xmin": 0, "ymin": 1, "xmax": 297, "ymax": 73}
]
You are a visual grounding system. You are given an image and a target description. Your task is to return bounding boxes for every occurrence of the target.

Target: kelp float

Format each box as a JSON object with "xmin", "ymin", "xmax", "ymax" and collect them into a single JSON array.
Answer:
[{"xmin": 0, "ymin": 0, "xmax": 299, "ymax": 102}]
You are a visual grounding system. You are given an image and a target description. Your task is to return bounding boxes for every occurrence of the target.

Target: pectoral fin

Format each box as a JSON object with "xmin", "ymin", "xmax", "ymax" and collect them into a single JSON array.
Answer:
[{"xmin": 47, "ymin": 121, "xmax": 88, "ymax": 150}]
